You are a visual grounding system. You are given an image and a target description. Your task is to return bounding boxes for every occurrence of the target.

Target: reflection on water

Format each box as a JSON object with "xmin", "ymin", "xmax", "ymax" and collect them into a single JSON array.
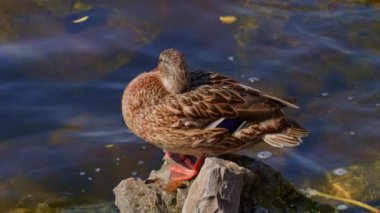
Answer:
[{"xmin": 0, "ymin": 0, "xmax": 379, "ymax": 212}]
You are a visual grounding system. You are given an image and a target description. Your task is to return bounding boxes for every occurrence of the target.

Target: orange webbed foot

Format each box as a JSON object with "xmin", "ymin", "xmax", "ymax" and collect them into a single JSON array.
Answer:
[
  {"xmin": 164, "ymin": 153, "xmax": 205, "ymax": 181},
  {"xmin": 169, "ymin": 164, "xmax": 199, "ymax": 181}
]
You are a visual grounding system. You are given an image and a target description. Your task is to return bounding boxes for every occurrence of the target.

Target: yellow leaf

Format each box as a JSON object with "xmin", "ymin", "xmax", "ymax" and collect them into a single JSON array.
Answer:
[
  {"xmin": 72, "ymin": 16, "xmax": 89, "ymax": 24},
  {"xmin": 219, "ymin": 16, "xmax": 237, "ymax": 24},
  {"xmin": 105, "ymin": 144, "xmax": 115, "ymax": 148}
]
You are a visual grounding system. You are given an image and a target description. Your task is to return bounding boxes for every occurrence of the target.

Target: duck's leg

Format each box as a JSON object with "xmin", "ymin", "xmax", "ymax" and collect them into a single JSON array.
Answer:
[
  {"xmin": 179, "ymin": 154, "xmax": 196, "ymax": 168},
  {"xmin": 168, "ymin": 156, "xmax": 205, "ymax": 181},
  {"xmin": 164, "ymin": 151, "xmax": 195, "ymax": 168}
]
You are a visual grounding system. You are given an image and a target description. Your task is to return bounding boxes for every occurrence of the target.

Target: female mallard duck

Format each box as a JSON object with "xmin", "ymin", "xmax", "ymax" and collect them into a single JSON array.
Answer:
[{"xmin": 122, "ymin": 48, "xmax": 308, "ymax": 181}]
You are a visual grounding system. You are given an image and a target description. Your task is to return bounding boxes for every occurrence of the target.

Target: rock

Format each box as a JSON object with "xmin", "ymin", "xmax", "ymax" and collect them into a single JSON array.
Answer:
[
  {"xmin": 310, "ymin": 159, "xmax": 380, "ymax": 202},
  {"xmin": 113, "ymin": 160, "xmax": 188, "ymax": 213},
  {"xmin": 182, "ymin": 158, "xmax": 253, "ymax": 213},
  {"xmin": 114, "ymin": 154, "xmax": 335, "ymax": 213}
]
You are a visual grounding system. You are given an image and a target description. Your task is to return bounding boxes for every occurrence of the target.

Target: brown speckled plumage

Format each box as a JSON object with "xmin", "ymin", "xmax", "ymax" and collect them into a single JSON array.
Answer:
[{"xmin": 122, "ymin": 48, "xmax": 308, "ymax": 157}]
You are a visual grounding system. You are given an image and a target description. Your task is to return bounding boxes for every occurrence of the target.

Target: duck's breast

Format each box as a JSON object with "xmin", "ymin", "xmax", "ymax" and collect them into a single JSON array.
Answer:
[{"xmin": 122, "ymin": 71, "xmax": 168, "ymax": 139}]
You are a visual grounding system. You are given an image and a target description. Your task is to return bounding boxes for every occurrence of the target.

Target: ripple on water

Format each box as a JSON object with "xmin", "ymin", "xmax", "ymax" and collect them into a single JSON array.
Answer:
[
  {"xmin": 333, "ymin": 168, "xmax": 348, "ymax": 176},
  {"xmin": 321, "ymin": 92, "xmax": 330, "ymax": 97},
  {"xmin": 337, "ymin": 204, "xmax": 348, "ymax": 210},
  {"xmin": 257, "ymin": 151, "xmax": 272, "ymax": 159}
]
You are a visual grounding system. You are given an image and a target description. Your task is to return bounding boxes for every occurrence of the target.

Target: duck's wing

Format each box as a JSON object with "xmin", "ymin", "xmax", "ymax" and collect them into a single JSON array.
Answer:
[
  {"xmin": 156, "ymin": 70, "xmax": 298, "ymax": 121},
  {"xmin": 153, "ymin": 71, "xmax": 308, "ymax": 149},
  {"xmin": 190, "ymin": 70, "xmax": 299, "ymax": 109},
  {"xmin": 154, "ymin": 70, "xmax": 308, "ymax": 150},
  {"xmin": 190, "ymin": 71, "xmax": 309, "ymax": 148}
]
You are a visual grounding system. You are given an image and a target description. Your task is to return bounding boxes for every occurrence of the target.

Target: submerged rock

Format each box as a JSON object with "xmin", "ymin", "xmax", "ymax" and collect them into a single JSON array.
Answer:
[
  {"xmin": 311, "ymin": 159, "xmax": 380, "ymax": 203},
  {"xmin": 114, "ymin": 154, "xmax": 335, "ymax": 213}
]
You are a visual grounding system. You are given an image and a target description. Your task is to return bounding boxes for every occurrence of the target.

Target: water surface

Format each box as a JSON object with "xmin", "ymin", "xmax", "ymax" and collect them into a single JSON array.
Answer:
[{"xmin": 0, "ymin": 0, "xmax": 379, "ymax": 212}]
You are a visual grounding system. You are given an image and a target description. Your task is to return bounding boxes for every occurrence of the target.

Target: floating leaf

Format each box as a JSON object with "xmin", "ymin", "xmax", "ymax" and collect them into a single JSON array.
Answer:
[
  {"xmin": 105, "ymin": 144, "xmax": 114, "ymax": 148},
  {"xmin": 72, "ymin": 16, "xmax": 89, "ymax": 24},
  {"xmin": 219, "ymin": 16, "xmax": 237, "ymax": 24}
]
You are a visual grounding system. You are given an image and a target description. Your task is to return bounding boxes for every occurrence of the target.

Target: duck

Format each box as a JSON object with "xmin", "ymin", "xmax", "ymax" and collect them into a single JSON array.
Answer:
[{"xmin": 122, "ymin": 48, "xmax": 308, "ymax": 181}]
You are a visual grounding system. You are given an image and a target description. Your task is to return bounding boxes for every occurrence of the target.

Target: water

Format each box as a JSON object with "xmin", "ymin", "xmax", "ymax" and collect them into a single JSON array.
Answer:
[{"xmin": 1, "ymin": 0, "xmax": 379, "ymax": 212}]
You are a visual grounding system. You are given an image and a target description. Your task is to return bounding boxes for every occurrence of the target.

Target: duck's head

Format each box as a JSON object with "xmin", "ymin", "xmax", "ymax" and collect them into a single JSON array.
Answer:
[{"xmin": 157, "ymin": 48, "xmax": 190, "ymax": 94}]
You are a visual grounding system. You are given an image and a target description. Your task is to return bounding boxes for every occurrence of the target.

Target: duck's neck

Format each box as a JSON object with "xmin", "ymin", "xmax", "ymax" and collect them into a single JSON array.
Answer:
[
  {"xmin": 158, "ymin": 65, "xmax": 190, "ymax": 94},
  {"xmin": 124, "ymin": 72, "xmax": 168, "ymax": 110}
]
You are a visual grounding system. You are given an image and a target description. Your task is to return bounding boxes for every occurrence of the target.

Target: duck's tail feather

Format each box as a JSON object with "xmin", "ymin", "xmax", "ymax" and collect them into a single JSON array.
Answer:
[
  {"xmin": 232, "ymin": 111, "xmax": 308, "ymax": 148},
  {"xmin": 263, "ymin": 133, "xmax": 302, "ymax": 147},
  {"xmin": 262, "ymin": 118, "xmax": 308, "ymax": 148}
]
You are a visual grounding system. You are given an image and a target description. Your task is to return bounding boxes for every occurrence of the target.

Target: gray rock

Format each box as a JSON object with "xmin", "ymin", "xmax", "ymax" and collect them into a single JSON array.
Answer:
[
  {"xmin": 182, "ymin": 158, "xmax": 254, "ymax": 213},
  {"xmin": 113, "ymin": 160, "xmax": 187, "ymax": 213},
  {"xmin": 114, "ymin": 154, "xmax": 335, "ymax": 213}
]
